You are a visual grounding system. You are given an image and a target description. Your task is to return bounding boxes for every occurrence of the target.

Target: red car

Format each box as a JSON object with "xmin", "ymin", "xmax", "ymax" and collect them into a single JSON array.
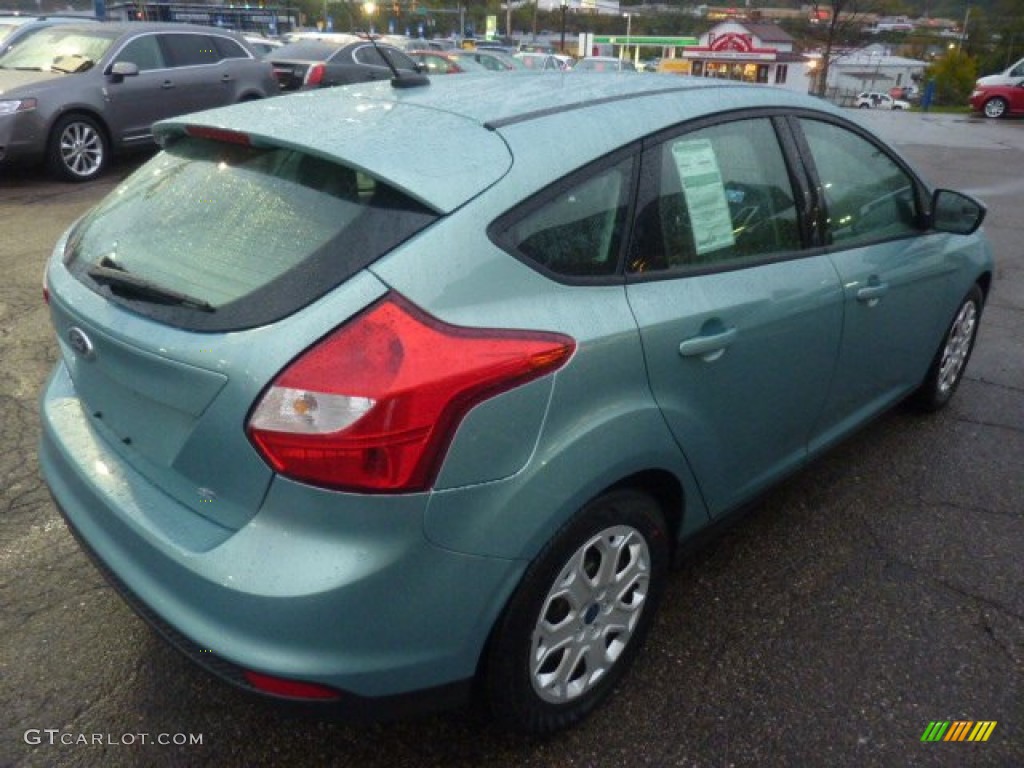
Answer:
[{"xmin": 969, "ymin": 80, "xmax": 1024, "ymax": 118}]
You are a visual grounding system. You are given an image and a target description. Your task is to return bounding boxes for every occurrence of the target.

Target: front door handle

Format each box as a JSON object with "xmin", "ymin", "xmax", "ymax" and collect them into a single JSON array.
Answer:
[
  {"xmin": 856, "ymin": 281, "xmax": 889, "ymax": 304},
  {"xmin": 679, "ymin": 327, "xmax": 738, "ymax": 361},
  {"xmin": 161, "ymin": 80, "xmax": 175, "ymax": 89}
]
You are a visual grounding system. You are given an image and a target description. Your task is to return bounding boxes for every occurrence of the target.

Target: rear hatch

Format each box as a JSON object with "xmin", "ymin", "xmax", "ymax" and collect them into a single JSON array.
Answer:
[{"xmin": 49, "ymin": 106, "xmax": 510, "ymax": 530}]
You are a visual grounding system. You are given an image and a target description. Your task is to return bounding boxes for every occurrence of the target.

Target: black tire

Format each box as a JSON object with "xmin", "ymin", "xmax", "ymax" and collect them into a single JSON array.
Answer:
[
  {"xmin": 983, "ymin": 97, "xmax": 1008, "ymax": 119},
  {"xmin": 912, "ymin": 284, "xmax": 984, "ymax": 411},
  {"xmin": 47, "ymin": 113, "xmax": 108, "ymax": 182},
  {"xmin": 482, "ymin": 488, "xmax": 669, "ymax": 734}
]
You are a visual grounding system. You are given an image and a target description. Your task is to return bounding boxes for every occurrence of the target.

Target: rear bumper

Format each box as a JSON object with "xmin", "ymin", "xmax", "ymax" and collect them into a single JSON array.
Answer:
[
  {"xmin": 39, "ymin": 362, "xmax": 525, "ymax": 711},
  {"xmin": 52, "ymin": 496, "xmax": 473, "ymax": 719}
]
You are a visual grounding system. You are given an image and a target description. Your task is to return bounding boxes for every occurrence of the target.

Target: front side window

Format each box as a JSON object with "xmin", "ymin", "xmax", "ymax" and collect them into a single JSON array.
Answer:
[
  {"xmin": 113, "ymin": 35, "xmax": 166, "ymax": 71},
  {"xmin": 66, "ymin": 137, "xmax": 437, "ymax": 330},
  {"xmin": 496, "ymin": 157, "xmax": 633, "ymax": 278},
  {"xmin": 799, "ymin": 118, "xmax": 920, "ymax": 246},
  {"xmin": 629, "ymin": 118, "xmax": 801, "ymax": 274}
]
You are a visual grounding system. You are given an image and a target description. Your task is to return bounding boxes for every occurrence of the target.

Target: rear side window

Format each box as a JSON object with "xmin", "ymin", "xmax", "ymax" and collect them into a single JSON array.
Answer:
[
  {"xmin": 161, "ymin": 33, "xmax": 222, "ymax": 67},
  {"xmin": 494, "ymin": 157, "xmax": 634, "ymax": 279},
  {"xmin": 66, "ymin": 137, "xmax": 437, "ymax": 331},
  {"xmin": 212, "ymin": 35, "xmax": 249, "ymax": 60},
  {"xmin": 629, "ymin": 118, "xmax": 801, "ymax": 274}
]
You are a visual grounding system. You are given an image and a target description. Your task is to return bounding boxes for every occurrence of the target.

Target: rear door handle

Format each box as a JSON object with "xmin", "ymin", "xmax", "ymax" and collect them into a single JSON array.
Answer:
[
  {"xmin": 678, "ymin": 327, "xmax": 738, "ymax": 361},
  {"xmin": 161, "ymin": 80, "xmax": 175, "ymax": 89},
  {"xmin": 221, "ymin": 74, "xmax": 233, "ymax": 83}
]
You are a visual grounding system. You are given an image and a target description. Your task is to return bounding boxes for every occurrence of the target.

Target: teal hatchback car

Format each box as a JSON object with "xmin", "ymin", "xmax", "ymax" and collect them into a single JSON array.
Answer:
[{"xmin": 40, "ymin": 73, "xmax": 992, "ymax": 733}]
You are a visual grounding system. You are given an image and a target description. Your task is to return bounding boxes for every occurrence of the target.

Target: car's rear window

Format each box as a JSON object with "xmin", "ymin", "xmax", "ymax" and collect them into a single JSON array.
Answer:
[
  {"xmin": 65, "ymin": 136, "xmax": 438, "ymax": 331},
  {"xmin": 271, "ymin": 40, "xmax": 344, "ymax": 60}
]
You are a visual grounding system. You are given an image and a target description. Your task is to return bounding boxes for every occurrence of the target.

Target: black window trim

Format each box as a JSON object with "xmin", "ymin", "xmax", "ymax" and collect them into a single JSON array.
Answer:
[{"xmin": 487, "ymin": 142, "xmax": 642, "ymax": 287}]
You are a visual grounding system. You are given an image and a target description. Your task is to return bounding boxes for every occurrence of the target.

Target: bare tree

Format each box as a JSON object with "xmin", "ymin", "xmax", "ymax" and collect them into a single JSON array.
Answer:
[{"xmin": 807, "ymin": 0, "xmax": 887, "ymax": 97}]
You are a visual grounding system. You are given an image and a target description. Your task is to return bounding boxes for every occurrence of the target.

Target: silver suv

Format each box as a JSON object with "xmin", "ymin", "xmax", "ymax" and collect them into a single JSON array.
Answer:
[{"xmin": 0, "ymin": 22, "xmax": 278, "ymax": 181}]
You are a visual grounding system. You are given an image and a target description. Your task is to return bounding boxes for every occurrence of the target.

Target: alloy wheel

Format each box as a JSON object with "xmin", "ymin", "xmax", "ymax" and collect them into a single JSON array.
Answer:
[
  {"xmin": 59, "ymin": 121, "xmax": 105, "ymax": 179},
  {"xmin": 937, "ymin": 299, "xmax": 978, "ymax": 394},
  {"xmin": 983, "ymin": 98, "xmax": 1007, "ymax": 119},
  {"xmin": 529, "ymin": 524, "xmax": 651, "ymax": 704}
]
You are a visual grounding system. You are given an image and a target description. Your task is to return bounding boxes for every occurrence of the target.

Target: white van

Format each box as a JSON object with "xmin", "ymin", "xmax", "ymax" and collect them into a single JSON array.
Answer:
[{"xmin": 976, "ymin": 57, "xmax": 1024, "ymax": 87}]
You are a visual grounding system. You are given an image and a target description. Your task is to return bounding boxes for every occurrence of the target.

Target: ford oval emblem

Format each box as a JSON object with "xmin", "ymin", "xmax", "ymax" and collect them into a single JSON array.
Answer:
[{"xmin": 67, "ymin": 327, "xmax": 95, "ymax": 360}]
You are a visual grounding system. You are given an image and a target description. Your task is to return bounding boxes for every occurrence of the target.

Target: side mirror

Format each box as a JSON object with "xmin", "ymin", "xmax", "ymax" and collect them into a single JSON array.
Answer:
[
  {"xmin": 931, "ymin": 189, "xmax": 986, "ymax": 235},
  {"xmin": 108, "ymin": 61, "xmax": 139, "ymax": 82}
]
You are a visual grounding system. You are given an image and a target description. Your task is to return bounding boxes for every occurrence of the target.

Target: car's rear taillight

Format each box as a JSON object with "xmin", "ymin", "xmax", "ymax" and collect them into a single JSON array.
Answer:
[
  {"xmin": 304, "ymin": 63, "xmax": 325, "ymax": 87},
  {"xmin": 247, "ymin": 294, "xmax": 574, "ymax": 493}
]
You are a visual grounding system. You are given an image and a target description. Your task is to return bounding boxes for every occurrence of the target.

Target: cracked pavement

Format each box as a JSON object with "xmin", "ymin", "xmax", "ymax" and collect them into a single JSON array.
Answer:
[{"xmin": 1, "ymin": 114, "xmax": 1021, "ymax": 767}]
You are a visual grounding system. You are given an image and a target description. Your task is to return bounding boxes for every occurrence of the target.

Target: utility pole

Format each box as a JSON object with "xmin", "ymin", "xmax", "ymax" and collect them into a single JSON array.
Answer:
[{"xmin": 957, "ymin": 4, "xmax": 970, "ymax": 54}]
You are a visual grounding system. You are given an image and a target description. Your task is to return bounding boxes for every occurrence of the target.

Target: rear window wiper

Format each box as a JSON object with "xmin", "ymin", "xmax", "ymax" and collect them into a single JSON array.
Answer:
[{"xmin": 87, "ymin": 261, "xmax": 215, "ymax": 312}]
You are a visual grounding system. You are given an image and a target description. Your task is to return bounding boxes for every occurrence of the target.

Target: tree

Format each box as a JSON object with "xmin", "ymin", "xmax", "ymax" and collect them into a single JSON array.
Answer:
[
  {"xmin": 806, "ymin": 0, "xmax": 889, "ymax": 97},
  {"xmin": 925, "ymin": 48, "xmax": 978, "ymax": 106}
]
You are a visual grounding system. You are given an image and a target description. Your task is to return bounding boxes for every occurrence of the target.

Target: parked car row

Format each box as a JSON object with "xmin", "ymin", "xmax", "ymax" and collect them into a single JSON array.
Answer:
[
  {"xmin": 8, "ymin": 16, "xmax": 1017, "ymax": 186},
  {"xmin": 1, "ymin": 23, "xmax": 633, "ymax": 183}
]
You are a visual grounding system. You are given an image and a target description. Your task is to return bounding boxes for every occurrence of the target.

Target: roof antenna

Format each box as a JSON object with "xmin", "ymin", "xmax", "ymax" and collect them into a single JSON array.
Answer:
[{"xmin": 365, "ymin": 34, "xmax": 430, "ymax": 89}]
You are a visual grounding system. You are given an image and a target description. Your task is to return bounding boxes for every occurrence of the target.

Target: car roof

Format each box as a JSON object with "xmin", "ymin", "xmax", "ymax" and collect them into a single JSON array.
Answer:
[
  {"xmin": 0, "ymin": 13, "xmax": 96, "ymax": 24},
  {"xmin": 155, "ymin": 74, "xmax": 843, "ymax": 214},
  {"xmin": 39, "ymin": 21, "xmax": 248, "ymax": 36}
]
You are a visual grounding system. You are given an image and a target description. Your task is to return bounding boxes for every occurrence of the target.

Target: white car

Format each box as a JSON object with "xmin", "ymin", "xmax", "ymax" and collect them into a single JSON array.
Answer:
[
  {"xmin": 856, "ymin": 92, "xmax": 910, "ymax": 110},
  {"xmin": 976, "ymin": 56, "xmax": 1024, "ymax": 88}
]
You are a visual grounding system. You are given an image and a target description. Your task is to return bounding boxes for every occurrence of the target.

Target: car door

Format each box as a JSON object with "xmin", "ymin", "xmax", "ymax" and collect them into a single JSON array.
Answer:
[
  {"xmin": 624, "ymin": 116, "xmax": 844, "ymax": 516},
  {"xmin": 102, "ymin": 33, "xmax": 179, "ymax": 146},
  {"xmin": 1010, "ymin": 81, "xmax": 1024, "ymax": 113},
  {"xmin": 157, "ymin": 32, "xmax": 237, "ymax": 112},
  {"xmin": 794, "ymin": 117, "xmax": 958, "ymax": 453}
]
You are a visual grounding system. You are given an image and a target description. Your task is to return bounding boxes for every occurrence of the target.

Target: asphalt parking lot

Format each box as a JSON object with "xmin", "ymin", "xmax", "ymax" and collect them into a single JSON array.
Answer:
[{"xmin": 1, "ymin": 110, "xmax": 1021, "ymax": 767}]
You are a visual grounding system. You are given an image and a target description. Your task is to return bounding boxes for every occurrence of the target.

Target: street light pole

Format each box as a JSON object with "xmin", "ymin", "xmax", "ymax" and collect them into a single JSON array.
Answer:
[
  {"xmin": 623, "ymin": 12, "xmax": 631, "ymax": 63},
  {"xmin": 559, "ymin": 1, "xmax": 568, "ymax": 54},
  {"xmin": 957, "ymin": 4, "xmax": 971, "ymax": 54}
]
